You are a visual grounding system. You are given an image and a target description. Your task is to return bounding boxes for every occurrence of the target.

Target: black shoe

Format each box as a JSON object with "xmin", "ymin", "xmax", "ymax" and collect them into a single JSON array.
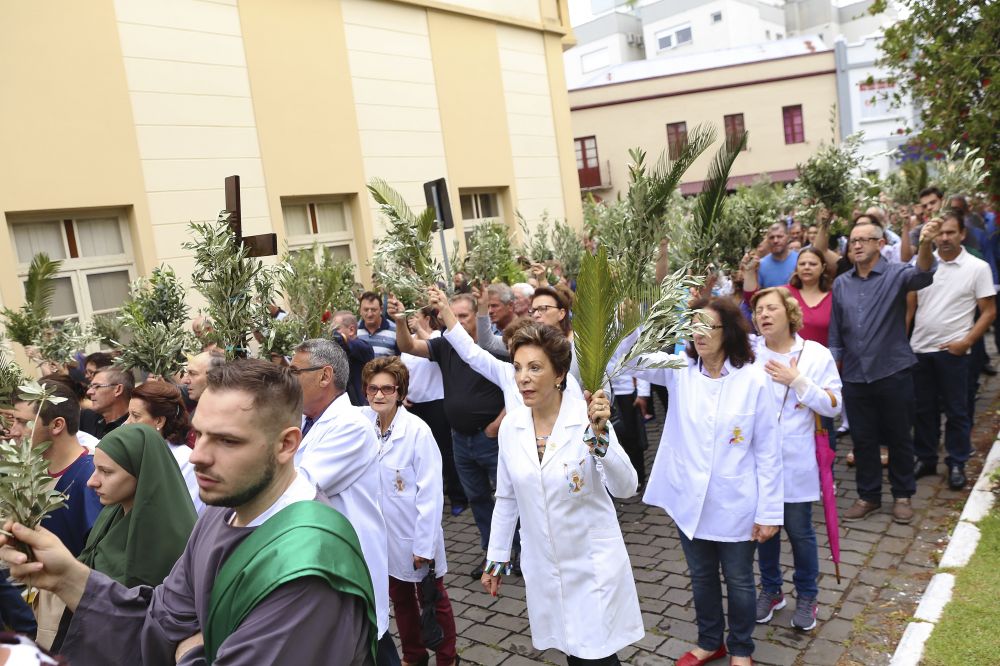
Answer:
[
  {"xmin": 948, "ymin": 464, "xmax": 967, "ymax": 490},
  {"xmin": 914, "ymin": 459, "xmax": 938, "ymax": 479}
]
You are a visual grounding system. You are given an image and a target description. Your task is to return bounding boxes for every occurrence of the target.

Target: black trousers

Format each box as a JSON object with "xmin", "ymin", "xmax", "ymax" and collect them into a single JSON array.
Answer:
[
  {"xmin": 613, "ymin": 391, "xmax": 647, "ymax": 483},
  {"xmin": 409, "ymin": 399, "xmax": 467, "ymax": 505},
  {"xmin": 842, "ymin": 368, "xmax": 916, "ymax": 503}
]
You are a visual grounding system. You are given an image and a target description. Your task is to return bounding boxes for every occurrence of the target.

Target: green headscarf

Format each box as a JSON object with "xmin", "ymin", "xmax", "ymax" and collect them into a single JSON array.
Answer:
[{"xmin": 79, "ymin": 424, "xmax": 198, "ymax": 587}]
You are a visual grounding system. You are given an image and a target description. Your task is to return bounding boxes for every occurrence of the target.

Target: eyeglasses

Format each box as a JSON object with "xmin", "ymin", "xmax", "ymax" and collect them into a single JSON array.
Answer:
[
  {"xmin": 528, "ymin": 305, "xmax": 560, "ymax": 315},
  {"xmin": 289, "ymin": 365, "xmax": 326, "ymax": 376},
  {"xmin": 365, "ymin": 385, "xmax": 398, "ymax": 397},
  {"xmin": 89, "ymin": 383, "xmax": 120, "ymax": 390},
  {"xmin": 848, "ymin": 237, "xmax": 881, "ymax": 246}
]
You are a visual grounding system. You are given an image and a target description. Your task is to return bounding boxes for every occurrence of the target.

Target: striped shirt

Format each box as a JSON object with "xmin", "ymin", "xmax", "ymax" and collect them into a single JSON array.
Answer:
[{"xmin": 357, "ymin": 317, "xmax": 399, "ymax": 357}]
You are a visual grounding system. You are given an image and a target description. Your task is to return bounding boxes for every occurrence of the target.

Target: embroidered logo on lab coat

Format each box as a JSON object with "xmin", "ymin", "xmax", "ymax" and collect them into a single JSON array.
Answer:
[
  {"xmin": 564, "ymin": 459, "xmax": 586, "ymax": 493},
  {"xmin": 728, "ymin": 427, "xmax": 744, "ymax": 445},
  {"xmin": 394, "ymin": 470, "xmax": 405, "ymax": 493}
]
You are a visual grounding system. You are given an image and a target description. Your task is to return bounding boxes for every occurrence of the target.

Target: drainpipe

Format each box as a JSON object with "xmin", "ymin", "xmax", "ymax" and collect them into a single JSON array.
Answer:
[{"xmin": 834, "ymin": 37, "xmax": 853, "ymax": 141}]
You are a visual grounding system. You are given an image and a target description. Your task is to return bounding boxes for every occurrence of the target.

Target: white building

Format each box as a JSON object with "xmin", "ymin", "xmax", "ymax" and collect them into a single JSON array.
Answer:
[{"xmin": 834, "ymin": 34, "xmax": 916, "ymax": 176}]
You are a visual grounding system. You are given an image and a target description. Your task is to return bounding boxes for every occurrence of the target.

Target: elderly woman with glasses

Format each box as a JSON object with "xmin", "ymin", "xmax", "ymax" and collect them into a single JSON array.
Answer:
[
  {"xmin": 360, "ymin": 357, "xmax": 457, "ymax": 666},
  {"xmin": 621, "ymin": 297, "xmax": 783, "ymax": 666},
  {"xmin": 750, "ymin": 287, "xmax": 841, "ymax": 632}
]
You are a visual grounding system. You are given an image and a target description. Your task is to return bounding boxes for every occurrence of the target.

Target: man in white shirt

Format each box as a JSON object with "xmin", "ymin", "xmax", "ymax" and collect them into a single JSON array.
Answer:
[
  {"xmin": 290, "ymin": 339, "xmax": 394, "ymax": 664},
  {"xmin": 910, "ymin": 211, "xmax": 996, "ymax": 489}
]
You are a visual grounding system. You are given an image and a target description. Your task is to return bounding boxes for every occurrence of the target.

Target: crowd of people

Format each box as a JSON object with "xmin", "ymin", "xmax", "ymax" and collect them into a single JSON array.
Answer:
[{"xmin": 0, "ymin": 183, "xmax": 995, "ymax": 666}]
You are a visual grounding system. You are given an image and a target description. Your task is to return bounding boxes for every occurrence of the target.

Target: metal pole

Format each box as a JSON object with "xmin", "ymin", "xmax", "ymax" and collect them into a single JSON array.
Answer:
[{"xmin": 431, "ymin": 186, "xmax": 452, "ymax": 284}]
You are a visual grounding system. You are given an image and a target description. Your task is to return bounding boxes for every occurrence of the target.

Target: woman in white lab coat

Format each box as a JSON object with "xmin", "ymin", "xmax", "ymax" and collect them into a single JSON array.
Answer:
[
  {"xmin": 624, "ymin": 296, "xmax": 783, "ymax": 666},
  {"xmin": 480, "ymin": 323, "xmax": 644, "ymax": 665},
  {"xmin": 360, "ymin": 357, "xmax": 457, "ymax": 666},
  {"xmin": 750, "ymin": 287, "xmax": 842, "ymax": 632}
]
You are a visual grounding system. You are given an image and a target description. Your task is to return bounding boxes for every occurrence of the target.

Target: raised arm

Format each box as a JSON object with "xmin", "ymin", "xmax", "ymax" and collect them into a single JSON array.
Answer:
[
  {"xmin": 429, "ymin": 288, "xmax": 514, "ymax": 391},
  {"xmin": 812, "ymin": 210, "xmax": 843, "ymax": 277},
  {"xmin": 655, "ymin": 238, "xmax": 670, "ymax": 284},
  {"xmin": 390, "ymin": 296, "xmax": 430, "ymax": 358}
]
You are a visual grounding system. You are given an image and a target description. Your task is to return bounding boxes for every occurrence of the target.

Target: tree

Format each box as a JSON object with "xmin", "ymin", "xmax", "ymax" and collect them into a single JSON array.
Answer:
[{"xmin": 871, "ymin": 0, "xmax": 999, "ymax": 198}]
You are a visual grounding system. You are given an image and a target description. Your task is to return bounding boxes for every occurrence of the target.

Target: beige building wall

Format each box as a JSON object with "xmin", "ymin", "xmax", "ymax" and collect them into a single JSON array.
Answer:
[
  {"xmin": 569, "ymin": 52, "xmax": 838, "ymax": 200},
  {"xmin": 1, "ymin": 0, "xmax": 579, "ymax": 338}
]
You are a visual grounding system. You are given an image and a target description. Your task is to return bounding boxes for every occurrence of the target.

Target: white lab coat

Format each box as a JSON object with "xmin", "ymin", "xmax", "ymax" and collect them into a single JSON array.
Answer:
[
  {"xmin": 360, "ymin": 406, "xmax": 448, "ymax": 582},
  {"xmin": 442, "ymin": 323, "xmax": 584, "ymax": 409},
  {"xmin": 294, "ymin": 392, "xmax": 390, "ymax": 637},
  {"xmin": 486, "ymin": 398, "xmax": 644, "ymax": 659},
  {"xmin": 753, "ymin": 335, "xmax": 843, "ymax": 503},
  {"xmin": 628, "ymin": 353, "xmax": 784, "ymax": 541}
]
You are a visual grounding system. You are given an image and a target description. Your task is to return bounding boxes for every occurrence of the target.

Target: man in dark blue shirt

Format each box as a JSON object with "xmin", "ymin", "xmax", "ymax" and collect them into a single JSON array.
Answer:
[{"xmin": 829, "ymin": 218, "xmax": 940, "ymax": 525}]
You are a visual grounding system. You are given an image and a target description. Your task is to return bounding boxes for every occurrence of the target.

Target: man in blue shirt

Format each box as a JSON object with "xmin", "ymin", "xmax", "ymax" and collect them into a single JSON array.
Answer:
[
  {"xmin": 829, "ymin": 218, "xmax": 940, "ymax": 525},
  {"xmin": 357, "ymin": 291, "xmax": 399, "ymax": 358},
  {"xmin": 757, "ymin": 222, "xmax": 799, "ymax": 287}
]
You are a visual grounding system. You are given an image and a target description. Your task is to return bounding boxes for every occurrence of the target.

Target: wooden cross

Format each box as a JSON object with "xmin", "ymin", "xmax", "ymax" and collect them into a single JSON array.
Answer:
[{"xmin": 224, "ymin": 175, "xmax": 277, "ymax": 257}]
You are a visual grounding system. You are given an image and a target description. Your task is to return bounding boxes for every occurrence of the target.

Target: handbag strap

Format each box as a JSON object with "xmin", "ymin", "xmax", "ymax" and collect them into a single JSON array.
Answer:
[{"xmin": 777, "ymin": 347, "xmax": 805, "ymax": 423}]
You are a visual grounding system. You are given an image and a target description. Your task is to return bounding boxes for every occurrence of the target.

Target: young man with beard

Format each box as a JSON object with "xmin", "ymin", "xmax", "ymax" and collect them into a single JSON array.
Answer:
[{"xmin": 0, "ymin": 360, "xmax": 377, "ymax": 665}]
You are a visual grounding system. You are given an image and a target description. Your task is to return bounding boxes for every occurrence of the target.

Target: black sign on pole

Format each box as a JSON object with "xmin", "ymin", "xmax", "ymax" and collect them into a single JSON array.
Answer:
[
  {"xmin": 224, "ymin": 174, "xmax": 277, "ymax": 257},
  {"xmin": 423, "ymin": 178, "xmax": 454, "ymax": 230}
]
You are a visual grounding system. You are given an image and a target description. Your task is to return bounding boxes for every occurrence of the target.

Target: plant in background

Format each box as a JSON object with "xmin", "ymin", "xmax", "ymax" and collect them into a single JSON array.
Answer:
[
  {"xmin": 0, "ymin": 254, "xmax": 62, "ymax": 349},
  {"xmin": 721, "ymin": 176, "xmax": 780, "ymax": 251},
  {"xmin": 0, "ymin": 338, "xmax": 25, "ymax": 431},
  {"xmin": 0, "ymin": 381, "xmax": 70, "ymax": 567},
  {"xmin": 33, "ymin": 321, "xmax": 97, "ymax": 370},
  {"xmin": 796, "ymin": 131, "xmax": 869, "ymax": 221},
  {"xmin": 89, "ymin": 313, "xmax": 127, "ymax": 349},
  {"xmin": 550, "ymin": 217, "xmax": 585, "ymax": 281},
  {"xmin": 882, "ymin": 158, "xmax": 929, "ymax": 207},
  {"xmin": 258, "ymin": 316, "xmax": 308, "ymax": 360},
  {"xmin": 461, "ymin": 220, "xmax": 525, "ymax": 285},
  {"xmin": 572, "ymin": 247, "xmax": 705, "ymax": 395},
  {"xmin": 278, "ymin": 245, "xmax": 358, "ymax": 338},
  {"xmin": 183, "ymin": 212, "xmax": 277, "ymax": 360},
  {"xmin": 368, "ymin": 178, "xmax": 442, "ymax": 309},
  {"xmin": 112, "ymin": 265, "xmax": 193, "ymax": 377},
  {"xmin": 672, "ymin": 131, "xmax": 752, "ymax": 275},
  {"xmin": 932, "ymin": 141, "xmax": 989, "ymax": 199}
]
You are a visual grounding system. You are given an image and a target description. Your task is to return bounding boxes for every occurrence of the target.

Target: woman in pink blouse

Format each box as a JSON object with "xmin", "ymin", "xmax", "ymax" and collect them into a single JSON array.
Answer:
[{"xmin": 744, "ymin": 247, "xmax": 833, "ymax": 345}]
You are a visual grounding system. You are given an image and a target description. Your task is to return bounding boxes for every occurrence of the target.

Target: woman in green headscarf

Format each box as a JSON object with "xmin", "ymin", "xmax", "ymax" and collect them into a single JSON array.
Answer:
[{"xmin": 79, "ymin": 423, "xmax": 198, "ymax": 587}]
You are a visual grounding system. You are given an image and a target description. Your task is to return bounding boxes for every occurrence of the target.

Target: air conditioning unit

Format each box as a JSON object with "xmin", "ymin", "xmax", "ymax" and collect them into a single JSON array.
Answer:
[{"xmin": 626, "ymin": 32, "xmax": 644, "ymax": 46}]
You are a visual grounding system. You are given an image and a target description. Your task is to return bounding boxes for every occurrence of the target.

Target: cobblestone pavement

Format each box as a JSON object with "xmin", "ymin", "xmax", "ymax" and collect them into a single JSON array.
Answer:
[{"xmin": 390, "ymin": 372, "xmax": 999, "ymax": 666}]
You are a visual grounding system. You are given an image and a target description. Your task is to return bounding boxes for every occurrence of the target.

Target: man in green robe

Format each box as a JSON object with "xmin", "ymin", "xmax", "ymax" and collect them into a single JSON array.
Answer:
[{"xmin": 1, "ymin": 360, "xmax": 377, "ymax": 665}]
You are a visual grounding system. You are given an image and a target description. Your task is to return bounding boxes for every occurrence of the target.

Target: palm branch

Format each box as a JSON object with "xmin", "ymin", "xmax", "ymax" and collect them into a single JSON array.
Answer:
[
  {"xmin": 368, "ymin": 178, "xmax": 442, "ymax": 308},
  {"xmin": 23, "ymin": 254, "xmax": 62, "ymax": 318},
  {"xmin": 573, "ymin": 248, "xmax": 705, "ymax": 394},
  {"xmin": 675, "ymin": 131, "xmax": 749, "ymax": 275}
]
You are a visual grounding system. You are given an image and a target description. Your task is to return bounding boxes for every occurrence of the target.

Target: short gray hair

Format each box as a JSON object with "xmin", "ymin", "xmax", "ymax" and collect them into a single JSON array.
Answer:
[
  {"xmin": 853, "ymin": 220, "xmax": 885, "ymax": 239},
  {"xmin": 332, "ymin": 310, "xmax": 357, "ymax": 329},
  {"xmin": 295, "ymin": 338, "xmax": 350, "ymax": 392},
  {"xmin": 487, "ymin": 283, "xmax": 514, "ymax": 304},
  {"xmin": 511, "ymin": 282, "xmax": 534, "ymax": 299}
]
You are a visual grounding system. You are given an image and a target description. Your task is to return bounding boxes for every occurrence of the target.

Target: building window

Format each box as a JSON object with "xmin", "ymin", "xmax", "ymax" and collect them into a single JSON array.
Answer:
[
  {"xmin": 711, "ymin": 11, "xmax": 722, "ymax": 23},
  {"xmin": 459, "ymin": 190, "xmax": 502, "ymax": 248},
  {"xmin": 666, "ymin": 122, "xmax": 688, "ymax": 160},
  {"xmin": 575, "ymin": 136, "xmax": 602, "ymax": 189},
  {"xmin": 655, "ymin": 23, "xmax": 692, "ymax": 51},
  {"xmin": 782, "ymin": 105, "xmax": 805, "ymax": 144},
  {"xmin": 281, "ymin": 199, "xmax": 356, "ymax": 264},
  {"xmin": 724, "ymin": 113, "xmax": 746, "ymax": 149},
  {"xmin": 9, "ymin": 212, "xmax": 135, "ymax": 322}
]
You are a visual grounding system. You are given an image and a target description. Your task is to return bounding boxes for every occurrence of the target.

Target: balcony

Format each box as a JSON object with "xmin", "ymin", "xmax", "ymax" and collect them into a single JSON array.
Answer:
[{"xmin": 578, "ymin": 159, "xmax": 612, "ymax": 191}]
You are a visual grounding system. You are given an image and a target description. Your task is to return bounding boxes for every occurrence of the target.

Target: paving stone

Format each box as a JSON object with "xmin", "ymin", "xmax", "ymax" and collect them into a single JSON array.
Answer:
[{"xmin": 459, "ymin": 643, "xmax": 508, "ymax": 665}]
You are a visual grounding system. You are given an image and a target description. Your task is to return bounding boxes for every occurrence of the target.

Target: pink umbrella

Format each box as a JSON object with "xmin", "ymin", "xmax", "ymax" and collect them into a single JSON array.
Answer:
[{"xmin": 814, "ymin": 414, "xmax": 841, "ymax": 583}]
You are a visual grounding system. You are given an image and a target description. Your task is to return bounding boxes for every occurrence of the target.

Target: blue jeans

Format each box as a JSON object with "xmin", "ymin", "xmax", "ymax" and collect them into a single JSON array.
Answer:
[
  {"xmin": 914, "ymin": 351, "xmax": 971, "ymax": 467},
  {"xmin": 678, "ymin": 530, "xmax": 757, "ymax": 658},
  {"xmin": 452, "ymin": 429, "xmax": 499, "ymax": 550},
  {"xmin": 757, "ymin": 502, "xmax": 819, "ymax": 599}
]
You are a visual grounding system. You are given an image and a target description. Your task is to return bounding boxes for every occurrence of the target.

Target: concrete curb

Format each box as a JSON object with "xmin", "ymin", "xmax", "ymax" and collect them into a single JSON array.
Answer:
[{"xmin": 889, "ymin": 439, "xmax": 1000, "ymax": 666}]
